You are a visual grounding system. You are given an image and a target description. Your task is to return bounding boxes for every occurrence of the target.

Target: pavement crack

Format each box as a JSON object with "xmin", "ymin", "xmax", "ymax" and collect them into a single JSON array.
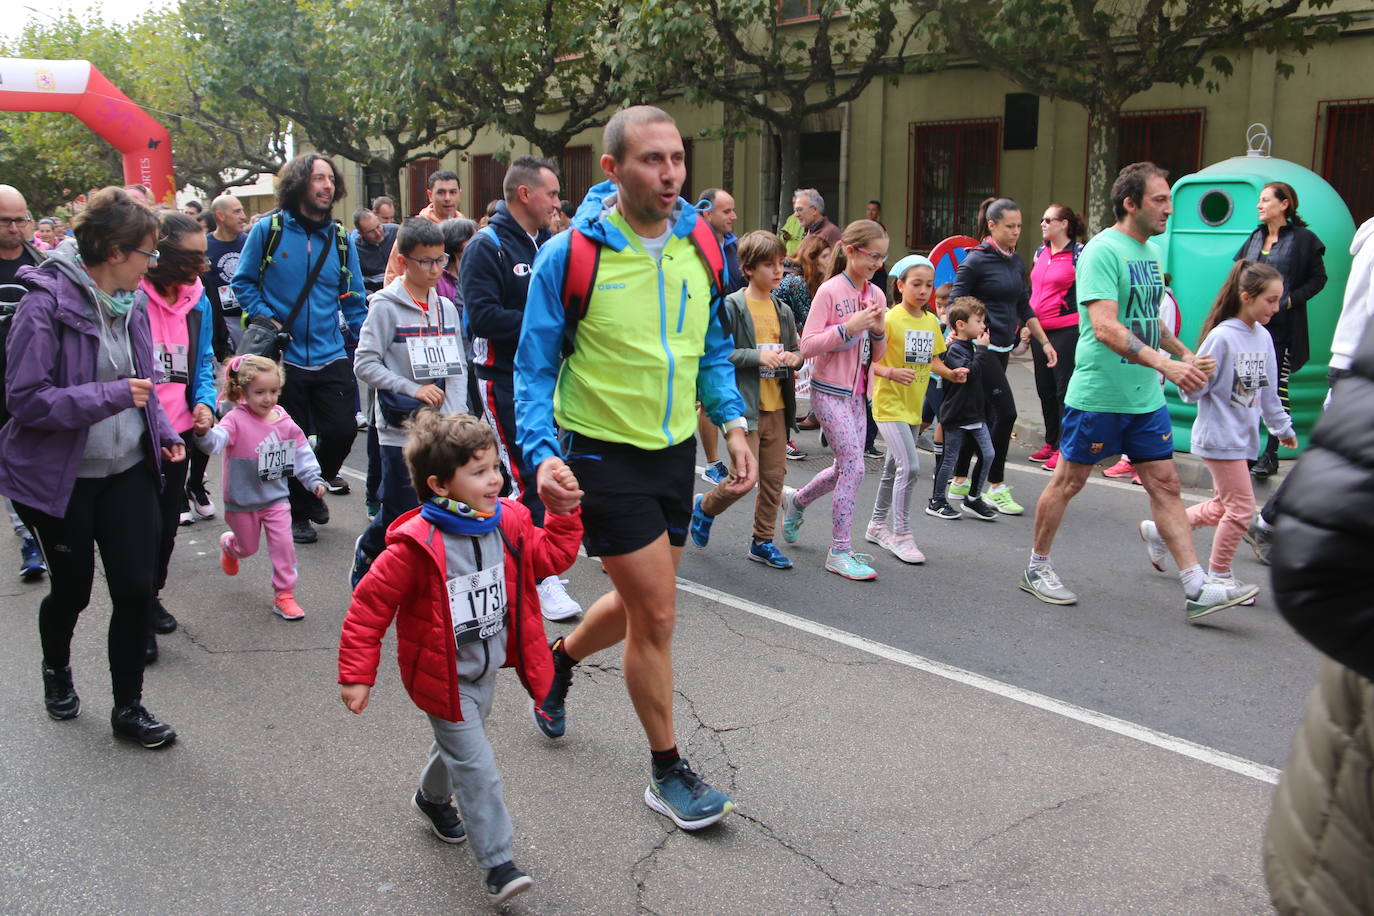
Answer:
[
  {"xmin": 176, "ymin": 626, "xmax": 335, "ymax": 655},
  {"xmin": 696, "ymin": 601, "xmax": 883, "ymax": 668},
  {"xmin": 966, "ymin": 789, "xmax": 1109, "ymax": 850},
  {"xmin": 630, "ymin": 828, "xmax": 673, "ymax": 915}
]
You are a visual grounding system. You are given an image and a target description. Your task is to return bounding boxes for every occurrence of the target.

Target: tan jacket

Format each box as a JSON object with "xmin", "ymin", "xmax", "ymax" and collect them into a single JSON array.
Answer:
[{"xmin": 383, "ymin": 203, "xmax": 466, "ymax": 285}]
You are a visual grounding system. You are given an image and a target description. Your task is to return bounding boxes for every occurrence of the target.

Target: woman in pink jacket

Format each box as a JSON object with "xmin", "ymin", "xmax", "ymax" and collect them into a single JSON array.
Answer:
[{"xmin": 781, "ymin": 220, "xmax": 888, "ymax": 580}]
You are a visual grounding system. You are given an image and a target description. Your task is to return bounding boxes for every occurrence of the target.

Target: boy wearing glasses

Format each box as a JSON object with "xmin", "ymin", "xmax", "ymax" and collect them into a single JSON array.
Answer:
[{"xmin": 351, "ymin": 218, "xmax": 471, "ymax": 587}]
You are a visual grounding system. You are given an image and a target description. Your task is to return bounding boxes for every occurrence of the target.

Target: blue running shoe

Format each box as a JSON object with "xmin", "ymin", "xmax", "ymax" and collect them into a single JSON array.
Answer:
[
  {"xmin": 781, "ymin": 486, "xmax": 805, "ymax": 543},
  {"xmin": 689, "ymin": 494, "xmax": 714, "ymax": 548},
  {"xmin": 644, "ymin": 759, "xmax": 735, "ymax": 830},
  {"xmin": 748, "ymin": 539, "xmax": 792, "ymax": 569},
  {"xmin": 534, "ymin": 637, "xmax": 573, "ymax": 739},
  {"xmin": 19, "ymin": 536, "xmax": 46, "ymax": 582},
  {"xmin": 701, "ymin": 460, "xmax": 727, "ymax": 485}
]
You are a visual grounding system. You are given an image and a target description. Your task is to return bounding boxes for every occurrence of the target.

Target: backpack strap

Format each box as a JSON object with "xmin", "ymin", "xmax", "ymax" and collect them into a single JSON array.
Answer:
[
  {"xmin": 333, "ymin": 219, "xmax": 358, "ymax": 305},
  {"xmin": 256, "ymin": 209, "xmax": 284, "ymax": 291},
  {"xmin": 559, "ymin": 228, "xmax": 600, "ymax": 358},
  {"xmin": 686, "ymin": 217, "xmax": 726, "ymax": 298}
]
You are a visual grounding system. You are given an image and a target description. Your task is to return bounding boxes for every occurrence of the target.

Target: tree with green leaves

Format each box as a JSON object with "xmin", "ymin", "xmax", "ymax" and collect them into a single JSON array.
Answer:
[
  {"xmin": 933, "ymin": 0, "xmax": 1347, "ymax": 231},
  {"xmin": 619, "ymin": 0, "xmax": 933, "ymax": 228},
  {"xmin": 185, "ymin": 0, "xmax": 481, "ymax": 202}
]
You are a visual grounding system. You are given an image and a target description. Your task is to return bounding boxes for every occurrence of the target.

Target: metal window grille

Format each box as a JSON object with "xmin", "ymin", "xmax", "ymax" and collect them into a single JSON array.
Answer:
[
  {"xmin": 1315, "ymin": 99, "xmax": 1374, "ymax": 224},
  {"xmin": 560, "ymin": 146, "xmax": 593, "ymax": 209},
  {"xmin": 471, "ymin": 155, "xmax": 504, "ymax": 217},
  {"xmin": 1117, "ymin": 108, "xmax": 1205, "ymax": 183},
  {"xmin": 907, "ymin": 119, "xmax": 1000, "ymax": 249},
  {"xmin": 406, "ymin": 158, "xmax": 441, "ymax": 217}
]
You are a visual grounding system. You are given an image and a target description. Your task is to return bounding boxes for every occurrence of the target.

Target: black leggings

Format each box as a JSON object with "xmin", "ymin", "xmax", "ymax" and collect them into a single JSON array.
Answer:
[
  {"xmin": 155, "ymin": 431, "xmax": 195, "ymax": 594},
  {"xmin": 954, "ymin": 349, "xmax": 1015, "ymax": 485},
  {"xmin": 1032, "ymin": 326, "xmax": 1078, "ymax": 448},
  {"xmin": 279, "ymin": 357, "xmax": 358, "ymax": 523},
  {"xmin": 16, "ymin": 462, "xmax": 161, "ymax": 707}
]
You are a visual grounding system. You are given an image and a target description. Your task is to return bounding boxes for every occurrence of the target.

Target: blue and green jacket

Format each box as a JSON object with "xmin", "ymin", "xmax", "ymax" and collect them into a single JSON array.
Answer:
[{"xmin": 515, "ymin": 181, "xmax": 745, "ymax": 468}]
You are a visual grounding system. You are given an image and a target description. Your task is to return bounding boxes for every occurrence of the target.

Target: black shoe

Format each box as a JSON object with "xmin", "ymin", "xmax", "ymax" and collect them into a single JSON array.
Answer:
[
  {"xmin": 961, "ymin": 496, "xmax": 999, "ymax": 521},
  {"xmin": 410, "ymin": 790, "xmax": 467, "ymax": 844},
  {"xmin": 144, "ymin": 630, "xmax": 159, "ymax": 665},
  {"xmin": 485, "ymin": 862, "xmax": 532, "ymax": 904},
  {"xmin": 326, "ymin": 475, "xmax": 350, "ymax": 495},
  {"xmin": 863, "ymin": 445, "xmax": 884, "ymax": 459},
  {"xmin": 42, "ymin": 664, "xmax": 80, "ymax": 720},
  {"xmin": 151, "ymin": 598, "xmax": 177, "ymax": 634},
  {"xmin": 111, "ymin": 703, "xmax": 177, "ymax": 748},
  {"xmin": 292, "ymin": 520, "xmax": 318, "ymax": 544},
  {"xmin": 305, "ymin": 496, "xmax": 330, "ymax": 525},
  {"xmin": 535, "ymin": 637, "xmax": 574, "ymax": 739},
  {"xmin": 1251, "ymin": 452, "xmax": 1278, "ymax": 479}
]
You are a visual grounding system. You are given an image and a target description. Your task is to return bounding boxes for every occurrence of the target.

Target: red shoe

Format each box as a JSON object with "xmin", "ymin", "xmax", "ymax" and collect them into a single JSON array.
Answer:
[
  {"xmin": 1103, "ymin": 457, "xmax": 1135, "ymax": 479},
  {"xmin": 273, "ymin": 592, "xmax": 305, "ymax": 620},
  {"xmin": 1029, "ymin": 444, "xmax": 1055, "ymax": 462},
  {"xmin": 219, "ymin": 531, "xmax": 239, "ymax": 576},
  {"xmin": 1131, "ymin": 473, "xmax": 1142, "ymax": 486},
  {"xmin": 1043, "ymin": 450, "xmax": 1059, "ymax": 471}
]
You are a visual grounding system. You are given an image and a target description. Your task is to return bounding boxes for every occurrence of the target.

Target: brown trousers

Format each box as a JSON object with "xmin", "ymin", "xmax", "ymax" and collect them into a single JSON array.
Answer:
[{"xmin": 701, "ymin": 408, "xmax": 787, "ymax": 542}]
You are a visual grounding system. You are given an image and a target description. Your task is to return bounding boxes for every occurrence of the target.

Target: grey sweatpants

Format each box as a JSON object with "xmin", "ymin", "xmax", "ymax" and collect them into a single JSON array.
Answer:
[
  {"xmin": 420, "ymin": 665, "xmax": 513, "ymax": 869},
  {"xmin": 872, "ymin": 422, "xmax": 922, "ymax": 535}
]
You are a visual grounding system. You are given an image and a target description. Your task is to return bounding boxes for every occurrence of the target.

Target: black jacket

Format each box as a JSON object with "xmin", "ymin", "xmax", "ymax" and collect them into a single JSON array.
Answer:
[
  {"xmin": 460, "ymin": 203, "xmax": 549, "ymax": 377},
  {"xmin": 938, "ymin": 338, "xmax": 989, "ymax": 427},
  {"xmin": 1234, "ymin": 223, "xmax": 1327, "ymax": 369},
  {"xmin": 951, "ymin": 241, "xmax": 1033, "ymax": 349}
]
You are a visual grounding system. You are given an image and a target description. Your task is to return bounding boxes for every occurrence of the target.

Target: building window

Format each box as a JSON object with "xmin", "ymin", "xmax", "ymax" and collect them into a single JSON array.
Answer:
[
  {"xmin": 406, "ymin": 157, "xmax": 441, "ymax": 216},
  {"xmin": 471, "ymin": 154, "xmax": 504, "ymax": 218},
  {"xmin": 777, "ymin": 0, "xmax": 820, "ymax": 23},
  {"xmin": 1117, "ymin": 108, "xmax": 1204, "ymax": 185},
  {"xmin": 1317, "ymin": 99, "xmax": 1374, "ymax": 224},
  {"xmin": 360, "ymin": 166, "xmax": 386, "ymax": 207},
  {"xmin": 907, "ymin": 119, "xmax": 1000, "ymax": 249},
  {"xmin": 560, "ymin": 146, "xmax": 593, "ymax": 210}
]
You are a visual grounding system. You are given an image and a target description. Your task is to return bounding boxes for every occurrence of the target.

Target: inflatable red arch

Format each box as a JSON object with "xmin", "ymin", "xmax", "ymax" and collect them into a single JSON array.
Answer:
[{"xmin": 0, "ymin": 57, "xmax": 175, "ymax": 204}]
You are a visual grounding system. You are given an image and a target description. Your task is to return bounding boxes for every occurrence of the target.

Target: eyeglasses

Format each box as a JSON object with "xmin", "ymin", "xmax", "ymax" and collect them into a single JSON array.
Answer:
[
  {"xmin": 124, "ymin": 246, "xmax": 160, "ymax": 263},
  {"xmin": 853, "ymin": 245, "xmax": 886, "ymax": 264},
  {"xmin": 1040, "ymin": 217, "xmax": 1063, "ymax": 224},
  {"xmin": 407, "ymin": 254, "xmax": 450, "ymax": 270},
  {"xmin": 0, "ymin": 217, "xmax": 33, "ymax": 228}
]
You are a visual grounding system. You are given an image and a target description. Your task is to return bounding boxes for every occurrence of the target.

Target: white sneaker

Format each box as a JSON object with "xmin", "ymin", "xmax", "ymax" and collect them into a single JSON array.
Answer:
[
  {"xmin": 1208, "ymin": 574, "xmax": 1258, "ymax": 606},
  {"xmin": 1138, "ymin": 520, "xmax": 1169, "ymax": 571},
  {"xmin": 1186, "ymin": 577, "xmax": 1260, "ymax": 621},
  {"xmin": 864, "ymin": 522, "xmax": 892, "ymax": 549},
  {"xmin": 178, "ymin": 511, "xmax": 194, "ymax": 527},
  {"xmin": 887, "ymin": 533, "xmax": 926, "ymax": 564},
  {"xmin": 538, "ymin": 576, "xmax": 581, "ymax": 621}
]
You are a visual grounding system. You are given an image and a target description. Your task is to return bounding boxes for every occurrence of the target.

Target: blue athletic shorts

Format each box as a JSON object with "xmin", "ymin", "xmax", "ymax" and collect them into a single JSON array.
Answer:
[{"xmin": 1058, "ymin": 405, "xmax": 1175, "ymax": 465}]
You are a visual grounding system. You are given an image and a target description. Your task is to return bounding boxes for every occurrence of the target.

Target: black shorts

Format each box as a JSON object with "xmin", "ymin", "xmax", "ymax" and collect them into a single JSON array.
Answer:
[{"xmin": 561, "ymin": 431, "xmax": 695, "ymax": 557}]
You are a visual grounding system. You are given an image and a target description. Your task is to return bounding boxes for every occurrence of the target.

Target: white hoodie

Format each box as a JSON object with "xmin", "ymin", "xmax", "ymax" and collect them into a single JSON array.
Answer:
[{"xmin": 1328, "ymin": 217, "xmax": 1374, "ymax": 372}]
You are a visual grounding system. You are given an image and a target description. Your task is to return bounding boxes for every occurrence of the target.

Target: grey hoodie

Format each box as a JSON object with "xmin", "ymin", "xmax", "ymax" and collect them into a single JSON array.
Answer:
[
  {"xmin": 354, "ymin": 277, "xmax": 469, "ymax": 448},
  {"xmin": 1183, "ymin": 317, "xmax": 1294, "ymax": 461}
]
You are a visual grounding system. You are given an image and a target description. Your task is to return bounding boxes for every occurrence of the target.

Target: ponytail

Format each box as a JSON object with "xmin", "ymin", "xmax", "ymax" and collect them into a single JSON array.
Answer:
[
  {"xmin": 1198, "ymin": 260, "xmax": 1282, "ymax": 344},
  {"xmin": 827, "ymin": 219, "xmax": 888, "ymax": 282},
  {"xmin": 976, "ymin": 197, "xmax": 1018, "ymax": 238}
]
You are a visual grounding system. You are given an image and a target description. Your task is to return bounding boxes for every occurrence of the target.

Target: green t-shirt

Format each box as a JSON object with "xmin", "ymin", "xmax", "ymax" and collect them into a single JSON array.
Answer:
[{"xmin": 1064, "ymin": 228, "xmax": 1167, "ymax": 414}]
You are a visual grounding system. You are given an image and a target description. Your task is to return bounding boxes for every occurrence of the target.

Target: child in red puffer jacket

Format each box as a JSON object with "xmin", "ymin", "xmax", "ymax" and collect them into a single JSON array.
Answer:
[{"xmin": 338, "ymin": 410, "xmax": 581, "ymax": 906}]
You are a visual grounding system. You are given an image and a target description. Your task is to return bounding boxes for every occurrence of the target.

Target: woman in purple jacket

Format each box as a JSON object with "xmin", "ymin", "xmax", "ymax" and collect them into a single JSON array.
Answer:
[{"xmin": 0, "ymin": 187, "xmax": 185, "ymax": 749}]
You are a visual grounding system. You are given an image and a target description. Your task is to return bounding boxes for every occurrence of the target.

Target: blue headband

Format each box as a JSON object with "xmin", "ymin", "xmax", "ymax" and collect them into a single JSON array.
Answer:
[{"xmin": 890, "ymin": 254, "xmax": 934, "ymax": 282}]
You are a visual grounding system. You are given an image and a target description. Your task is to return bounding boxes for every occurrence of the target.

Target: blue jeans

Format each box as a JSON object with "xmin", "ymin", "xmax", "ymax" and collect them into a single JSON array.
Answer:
[
  {"xmin": 934, "ymin": 423, "xmax": 993, "ymax": 501},
  {"xmin": 357, "ymin": 444, "xmax": 418, "ymax": 572}
]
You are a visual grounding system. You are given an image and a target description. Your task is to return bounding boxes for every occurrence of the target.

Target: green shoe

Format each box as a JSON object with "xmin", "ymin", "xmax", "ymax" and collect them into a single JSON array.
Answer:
[
  {"xmin": 946, "ymin": 479, "xmax": 971, "ymax": 499},
  {"xmin": 985, "ymin": 484, "xmax": 1024, "ymax": 515}
]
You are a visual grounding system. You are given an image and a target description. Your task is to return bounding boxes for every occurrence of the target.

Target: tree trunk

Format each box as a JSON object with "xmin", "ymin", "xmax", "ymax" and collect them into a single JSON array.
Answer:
[
  {"xmin": 775, "ymin": 123, "xmax": 802, "ymax": 232},
  {"xmin": 539, "ymin": 138, "xmax": 570, "ymax": 170},
  {"xmin": 1084, "ymin": 102, "xmax": 1121, "ymax": 236},
  {"xmin": 722, "ymin": 118, "xmax": 735, "ymax": 193},
  {"xmin": 376, "ymin": 159, "xmax": 403, "ymax": 205}
]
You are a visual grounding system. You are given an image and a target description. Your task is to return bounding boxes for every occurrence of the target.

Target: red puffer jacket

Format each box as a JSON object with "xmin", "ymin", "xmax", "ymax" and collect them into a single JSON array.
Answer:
[{"xmin": 338, "ymin": 499, "xmax": 582, "ymax": 722}]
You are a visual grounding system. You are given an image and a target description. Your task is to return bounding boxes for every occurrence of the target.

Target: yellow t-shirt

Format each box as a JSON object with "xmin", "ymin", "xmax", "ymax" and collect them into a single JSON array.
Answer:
[
  {"xmin": 872, "ymin": 306, "xmax": 945, "ymax": 423},
  {"xmin": 747, "ymin": 296, "xmax": 785, "ymax": 412}
]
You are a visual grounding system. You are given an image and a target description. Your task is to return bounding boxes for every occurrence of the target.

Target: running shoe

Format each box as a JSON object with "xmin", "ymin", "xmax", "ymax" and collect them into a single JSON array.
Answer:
[
  {"xmin": 365, "ymin": 499, "xmax": 381, "ymax": 521},
  {"xmin": 537, "ymin": 576, "xmax": 582, "ymax": 621},
  {"xmin": 186, "ymin": 483, "xmax": 215, "ymax": 519},
  {"xmin": 925, "ymin": 499, "xmax": 960, "ymax": 520},
  {"xmin": 1019, "ymin": 565, "xmax": 1078, "ymax": 605},
  {"xmin": 1243, "ymin": 521, "xmax": 1272, "ymax": 566},
  {"xmin": 219, "ymin": 531, "xmax": 239, "ymax": 576},
  {"xmin": 1103, "ymin": 457, "xmax": 1135, "ymax": 479},
  {"xmin": 411, "ymin": 790, "xmax": 467, "ymax": 844},
  {"xmin": 178, "ymin": 510, "xmax": 194, "ymax": 527},
  {"xmin": 1251, "ymin": 452, "xmax": 1278, "ymax": 480},
  {"xmin": 1208, "ymin": 575, "xmax": 1258, "ymax": 607},
  {"xmin": 824, "ymin": 549, "xmax": 877, "ymax": 580},
  {"xmin": 747, "ymin": 539, "xmax": 793, "ymax": 569},
  {"xmin": 946, "ymin": 478, "xmax": 971, "ymax": 499},
  {"xmin": 1186, "ymin": 577, "xmax": 1260, "ymax": 622},
  {"xmin": 645, "ymin": 759, "xmax": 736, "ymax": 830},
  {"xmin": 863, "ymin": 521, "xmax": 893, "ymax": 549},
  {"xmin": 326, "ymin": 475, "xmax": 351, "ymax": 495},
  {"xmin": 985, "ymin": 484, "xmax": 1024, "ymax": 515},
  {"xmin": 42, "ymin": 664, "xmax": 79, "ymax": 720},
  {"xmin": 485, "ymin": 862, "xmax": 532, "ymax": 904},
  {"xmin": 1131, "ymin": 473, "xmax": 1142, "ymax": 486},
  {"xmin": 111, "ymin": 703, "xmax": 176, "ymax": 749},
  {"xmin": 355, "ymin": 411, "xmax": 368, "ymax": 430},
  {"xmin": 1138, "ymin": 519, "xmax": 1169, "ymax": 571},
  {"xmin": 1029, "ymin": 443, "xmax": 1055, "ymax": 462},
  {"xmin": 785, "ymin": 441, "xmax": 809, "ymax": 461},
  {"xmin": 151, "ymin": 598, "xmax": 177, "ymax": 634},
  {"xmin": 797, "ymin": 413, "xmax": 820, "ymax": 431},
  {"xmin": 863, "ymin": 445, "xmax": 884, "ymax": 460},
  {"xmin": 780, "ymin": 486, "xmax": 805, "ymax": 543},
  {"xmin": 19, "ymin": 536, "xmax": 46, "ymax": 582},
  {"xmin": 292, "ymin": 520, "xmax": 318, "ymax": 544},
  {"xmin": 349, "ymin": 533, "xmax": 370, "ymax": 590},
  {"xmin": 689, "ymin": 494, "xmax": 714, "ymax": 548},
  {"xmin": 701, "ymin": 460, "xmax": 728, "ymax": 485},
  {"xmin": 887, "ymin": 533, "xmax": 926, "ymax": 564},
  {"xmin": 536, "ymin": 637, "xmax": 573, "ymax": 738},
  {"xmin": 272, "ymin": 592, "xmax": 305, "ymax": 620},
  {"xmin": 962, "ymin": 496, "xmax": 998, "ymax": 521},
  {"xmin": 915, "ymin": 430, "xmax": 936, "ymax": 453},
  {"xmin": 1043, "ymin": 450, "xmax": 1060, "ymax": 472}
]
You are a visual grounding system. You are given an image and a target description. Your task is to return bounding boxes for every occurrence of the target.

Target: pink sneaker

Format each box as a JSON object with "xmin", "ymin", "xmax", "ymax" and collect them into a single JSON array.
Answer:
[
  {"xmin": 1043, "ymin": 450, "xmax": 1060, "ymax": 471},
  {"xmin": 1131, "ymin": 473, "xmax": 1143, "ymax": 486},
  {"xmin": 219, "ymin": 531, "xmax": 239, "ymax": 576},
  {"xmin": 1028, "ymin": 443, "xmax": 1055, "ymax": 462},
  {"xmin": 273, "ymin": 592, "xmax": 305, "ymax": 620},
  {"xmin": 887, "ymin": 533, "xmax": 926, "ymax": 565},
  {"xmin": 1103, "ymin": 457, "xmax": 1135, "ymax": 479}
]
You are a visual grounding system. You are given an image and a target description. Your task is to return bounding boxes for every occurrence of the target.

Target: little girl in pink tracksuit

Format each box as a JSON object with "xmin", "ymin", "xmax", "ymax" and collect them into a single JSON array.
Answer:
[{"xmin": 194, "ymin": 355, "xmax": 326, "ymax": 621}]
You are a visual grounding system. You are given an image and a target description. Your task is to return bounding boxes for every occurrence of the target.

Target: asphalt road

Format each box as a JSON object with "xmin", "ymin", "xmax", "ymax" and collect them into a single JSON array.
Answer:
[{"xmin": 0, "ymin": 428, "xmax": 1309, "ymax": 914}]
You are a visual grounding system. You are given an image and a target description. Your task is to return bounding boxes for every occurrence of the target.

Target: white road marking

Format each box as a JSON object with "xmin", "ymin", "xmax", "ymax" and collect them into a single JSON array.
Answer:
[{"xmin": 675, "ymin": 577, "xmax": 1281, "ymax": 785}]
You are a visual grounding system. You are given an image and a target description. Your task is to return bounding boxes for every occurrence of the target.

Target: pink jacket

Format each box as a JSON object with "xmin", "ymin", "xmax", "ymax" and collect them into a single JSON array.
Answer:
[{"xmin": 800, "ymin": 273, "xmax": 887, "ymax": 399}]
